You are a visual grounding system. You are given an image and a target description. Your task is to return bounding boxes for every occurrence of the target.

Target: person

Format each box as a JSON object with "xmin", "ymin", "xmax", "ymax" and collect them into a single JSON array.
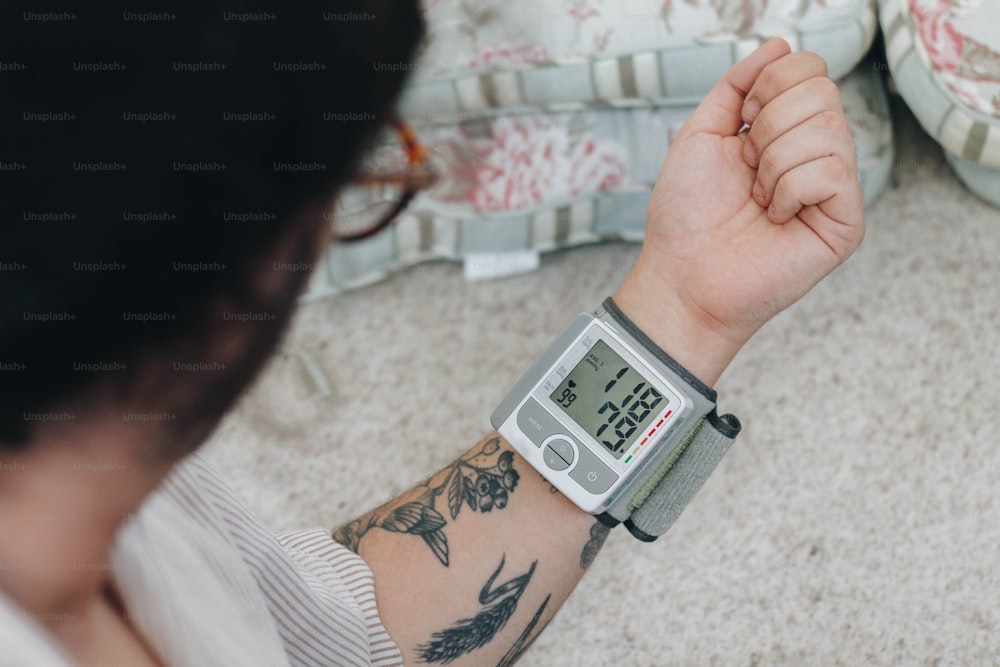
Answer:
[{"xmin": 0, "ymin": 2, "xmax": 863, "ymax": 665}]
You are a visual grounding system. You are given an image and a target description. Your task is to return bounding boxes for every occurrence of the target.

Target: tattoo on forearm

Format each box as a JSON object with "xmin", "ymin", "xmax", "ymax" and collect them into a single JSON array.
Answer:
[
  {"xmin": 535, "ymin": 471, "xmax": 559, "ymax": 494},
  {"xmin": 496, "ymin": 594, "xmax": 551, "ymax": 667},
  {"xmin": 417, "ymin": 555, "xmax": 543, "ymax": 664},
  {"xmin": 580, "ymin": 520, "xmax": 611, "ymax": 570},
  {"xmin": 333, "ymin": 437, "xmax": 520, "ymax": 567}
]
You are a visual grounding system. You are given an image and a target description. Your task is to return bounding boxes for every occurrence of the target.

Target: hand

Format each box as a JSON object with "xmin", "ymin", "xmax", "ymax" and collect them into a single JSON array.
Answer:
[{"xmin": 615, "ymin": 38, "xmax": 864, "ymax": 385}]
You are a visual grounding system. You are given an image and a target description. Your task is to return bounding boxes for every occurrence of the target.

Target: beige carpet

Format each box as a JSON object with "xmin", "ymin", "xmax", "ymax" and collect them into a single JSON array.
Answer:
[{"xmin": 201, "ymin": 98, "xmax": 1000, "ymax": 666}]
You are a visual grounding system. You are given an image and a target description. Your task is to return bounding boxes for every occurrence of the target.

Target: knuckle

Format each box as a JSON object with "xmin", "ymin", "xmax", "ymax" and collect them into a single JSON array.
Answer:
[
  {"xmin": 771, "ymin": 174, "xmax": 790, "ymax": 202},
  {"xmin": 817, "ymin": 109, "xmax": 846, "ymax": 134},
  {"xmin": 757, "ymin": 146, "xmax": 779, "ymax": 181},
  {"xmin": 802, "ymin": 51, "xmax": 829, "ymax": 78},
  {"xmin": 749, "ymin": 108, "xmax": 777, "ymax": 143},
  {"xmin": 756, "ymin": 62, "xmax": 780, "ymax": 93},
  {"xmin": 813, "ymin": 76, "xmax": 842, "ymax": 108},
  {"xmin": 826, "ymin": 155, "xmax": 850, "ymax": 182}
]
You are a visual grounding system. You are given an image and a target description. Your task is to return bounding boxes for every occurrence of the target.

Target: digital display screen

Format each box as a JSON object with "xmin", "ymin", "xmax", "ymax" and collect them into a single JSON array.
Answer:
[{"xmin": 550, "ymin": 339, "xmax": 667, "ymax": 459}]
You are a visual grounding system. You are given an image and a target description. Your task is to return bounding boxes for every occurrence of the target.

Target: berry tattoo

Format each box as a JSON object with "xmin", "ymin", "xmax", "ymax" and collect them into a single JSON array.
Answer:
[{"xmin": 333, "ymin": 436, "xmax": 521, "ymax": 567}]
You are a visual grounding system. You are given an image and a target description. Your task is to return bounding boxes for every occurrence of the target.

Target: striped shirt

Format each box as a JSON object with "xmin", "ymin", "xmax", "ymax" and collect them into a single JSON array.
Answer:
[{"xmin": 0, "ymin": 454, "xmax": 402, "ymax": 667}]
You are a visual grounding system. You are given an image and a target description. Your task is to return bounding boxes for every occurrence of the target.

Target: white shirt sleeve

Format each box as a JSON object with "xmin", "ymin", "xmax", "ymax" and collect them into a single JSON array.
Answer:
[{"xmin": 155, "ymin": 454, "xmax": 404, "ymax": 667}]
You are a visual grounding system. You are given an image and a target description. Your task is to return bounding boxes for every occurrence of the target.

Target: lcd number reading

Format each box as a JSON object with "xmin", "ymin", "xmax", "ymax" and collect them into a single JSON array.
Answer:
[{"xmin": 551, "ymin": 340, "xmax": 666, "ymax": 459}]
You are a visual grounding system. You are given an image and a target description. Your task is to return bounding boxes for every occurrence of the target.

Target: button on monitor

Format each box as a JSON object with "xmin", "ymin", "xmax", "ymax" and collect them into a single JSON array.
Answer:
[{"xmin": 516, "ymin": 398, "xmax": 565, "ymax": 448}]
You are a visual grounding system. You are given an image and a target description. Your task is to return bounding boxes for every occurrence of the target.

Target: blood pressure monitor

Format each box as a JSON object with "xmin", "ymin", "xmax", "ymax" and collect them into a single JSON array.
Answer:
[{"xmin": 492, "ymin": 298, "xmax": 741, "ymax": 541}]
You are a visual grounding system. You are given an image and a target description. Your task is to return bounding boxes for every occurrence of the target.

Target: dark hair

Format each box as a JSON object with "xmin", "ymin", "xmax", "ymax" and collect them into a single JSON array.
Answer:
[{"xmin": 0, "ymin": 1, "xmax": 424, "ymax": 449}]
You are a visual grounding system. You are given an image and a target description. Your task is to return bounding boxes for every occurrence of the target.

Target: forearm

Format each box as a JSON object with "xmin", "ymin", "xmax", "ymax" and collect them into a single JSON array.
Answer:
[
  {"xmin": 330, "ymin": 37, "xmax": 865, "ymax": 666},
  {"xmin": 332, "ymin": 279, "xmax": 741, "ymax": 665},
  {"xmin": 333, "ymin": 433, "xmax": 608, "ymax": 666}
]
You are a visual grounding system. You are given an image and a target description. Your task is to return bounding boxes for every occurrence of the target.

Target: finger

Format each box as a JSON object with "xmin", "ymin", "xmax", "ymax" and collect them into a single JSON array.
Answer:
[
  {"xmin": 741, "ymin": 51, "xmax": 828, "ymax": 125},
  {"xmin": 675, "ymin": 38, "xmax": 791, "ymax": 142},
  {"xmin": 742, "ymin": 76, "xmax": 845, "ymax": 169},
  {"xmin": 752, "ymin": 110, "xmax": 856, "ymax": 207},
  {"xmin": 767, "ymin": 155, "xmax": 863, "ymax": 253}
]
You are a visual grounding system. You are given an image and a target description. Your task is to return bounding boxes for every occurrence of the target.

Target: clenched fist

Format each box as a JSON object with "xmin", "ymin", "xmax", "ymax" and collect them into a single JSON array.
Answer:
[{"xmin": 615, "ymin": 38, "xmax": 865, "ymax": 385}]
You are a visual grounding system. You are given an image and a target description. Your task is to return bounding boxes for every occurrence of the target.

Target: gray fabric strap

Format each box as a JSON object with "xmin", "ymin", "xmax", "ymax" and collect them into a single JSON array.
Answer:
[
  {"xmin": 596, "ymin": 297, "xmax": 741, "ymax": 542},
  {"xmin": 622, "ymin": 412, "xmax": 739, "ymax": 542}
]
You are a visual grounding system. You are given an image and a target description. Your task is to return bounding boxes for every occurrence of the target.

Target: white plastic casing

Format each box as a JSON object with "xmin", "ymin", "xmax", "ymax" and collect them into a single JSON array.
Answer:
[{"xmin": 492, "ymin": 314, "xmax": 693, "ymax": 514}]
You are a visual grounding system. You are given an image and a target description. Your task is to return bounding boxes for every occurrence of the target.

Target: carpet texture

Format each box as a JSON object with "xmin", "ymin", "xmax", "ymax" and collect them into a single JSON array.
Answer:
[{"xmin": 201, "ymin": 98, "xmax": 1000, "ymax": 666}]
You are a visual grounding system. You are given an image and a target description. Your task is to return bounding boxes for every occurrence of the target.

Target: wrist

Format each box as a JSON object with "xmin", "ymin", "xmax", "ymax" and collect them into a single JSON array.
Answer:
[{"xmin": 613, "ymin": 260, "xmax": 748, "ymax": 387}]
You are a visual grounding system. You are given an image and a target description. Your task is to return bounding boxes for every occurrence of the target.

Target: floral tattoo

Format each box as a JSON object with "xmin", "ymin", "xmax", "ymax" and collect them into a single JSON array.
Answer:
[{"xmin": 333, "ymin": 437, "xmax": 520, "ymax": 567}]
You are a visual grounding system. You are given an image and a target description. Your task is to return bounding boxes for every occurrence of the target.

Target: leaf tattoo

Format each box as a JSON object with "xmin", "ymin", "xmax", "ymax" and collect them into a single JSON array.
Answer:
[
  {"xmin": 496, "ymin": 594, "xmax": 552, "ymax": 667},
  {"xmin": 417, "ymin": 555, "xmax": 538, "ymax": 664},
  {"xmin": 580, "ymin": 520, "xmax": 611, "ymax": 570},
  {"xmin": 333, "ymin": 437, "xmax": 520, "ymax": 567},
  {"xmin": 447, "ymin": 472, "xmax": 464, "ymax": 520}
]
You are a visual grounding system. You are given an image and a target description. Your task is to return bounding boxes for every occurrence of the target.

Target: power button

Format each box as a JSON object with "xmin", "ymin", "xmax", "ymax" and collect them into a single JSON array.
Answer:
[{"xmin": 568, "ymin": 445, "xmax": 618, "ymax": 494}]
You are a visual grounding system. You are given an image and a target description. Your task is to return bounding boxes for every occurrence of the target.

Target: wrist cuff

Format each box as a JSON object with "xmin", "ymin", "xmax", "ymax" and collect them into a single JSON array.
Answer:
[{"xmin": 598, "ymin": 297, "xmax": 741, "ymax": 542}]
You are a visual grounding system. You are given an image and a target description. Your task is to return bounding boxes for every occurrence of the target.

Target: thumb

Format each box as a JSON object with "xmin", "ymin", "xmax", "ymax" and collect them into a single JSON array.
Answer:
[{"xmin": 675, "ymin": 38, "xmax": 791, "ymax": 141}]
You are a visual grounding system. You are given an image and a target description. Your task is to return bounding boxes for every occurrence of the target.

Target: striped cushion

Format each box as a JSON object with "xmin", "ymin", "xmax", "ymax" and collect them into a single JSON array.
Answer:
[
  {"xmin": 306, "ymin": 0, "xmax": 888, "ymax": 298},
  {"xmin": 400, "ymin": 0, "xmax": 878, "ymax": 117},
  {"xmin": 304, "ymin": 63, "xmax": 893, "ymax": 299},
  {"xmin": 879, "ymin": 0, "xmax": 1000, "ymax": 207}
]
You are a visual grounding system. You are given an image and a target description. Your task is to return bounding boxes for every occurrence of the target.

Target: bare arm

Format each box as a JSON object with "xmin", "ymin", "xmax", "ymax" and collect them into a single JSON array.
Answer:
[
  {"xmin": 334, "ymin": 434, "xmax": 607, "ymax": 666},
  {"xmin": 333, "ymin": 37, "xmax": 864, "ymax": 666}
]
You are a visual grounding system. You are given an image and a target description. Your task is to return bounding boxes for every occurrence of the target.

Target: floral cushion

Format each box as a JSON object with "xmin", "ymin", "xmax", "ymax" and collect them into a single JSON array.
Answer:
[
  {"xmin": 399, "ymin": 0, "xmax": 878, "ymax": 117},
  {"xmin": 303, "ymin": 63, "xmax": 893, "ymax": 299},
  {"xmin": 879, "ymin": 0, "xmax": 1000, "ymax": 207},
  {"xmin": 302, "ymin": 0, "xmax": 890, "ymax": 299},
  {"xmin": 403, "ymin": 0, "xmax": 876, "ymax": 118}
]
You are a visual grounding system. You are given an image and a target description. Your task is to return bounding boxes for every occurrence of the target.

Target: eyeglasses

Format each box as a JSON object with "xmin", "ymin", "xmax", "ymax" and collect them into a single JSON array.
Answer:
[{"xmin": 330, "ymin": 116, "xmax": 438, "ymax": 243}]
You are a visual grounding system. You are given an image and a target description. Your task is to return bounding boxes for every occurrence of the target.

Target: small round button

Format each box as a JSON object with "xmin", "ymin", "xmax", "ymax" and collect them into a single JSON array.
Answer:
[{"xmin": 542, "ymin": 437, "xmax": 575, "ymax": 471}]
